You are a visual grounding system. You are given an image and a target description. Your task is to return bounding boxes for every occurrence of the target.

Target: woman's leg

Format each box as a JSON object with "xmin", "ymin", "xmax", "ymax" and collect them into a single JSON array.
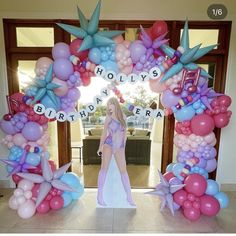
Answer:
[
  {"xmin": 97, "ymin": 144, "xmax": 112, "ymax": 206},
  {"xmin": 114, "ymin": 149, "xmax": 136, "ymax": 206}
]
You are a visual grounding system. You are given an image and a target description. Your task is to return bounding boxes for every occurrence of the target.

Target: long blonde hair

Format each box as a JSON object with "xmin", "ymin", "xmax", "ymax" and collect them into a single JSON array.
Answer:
[{"xmin": 106, "ymin": 97, "xmax": 126, "ymax": 128}]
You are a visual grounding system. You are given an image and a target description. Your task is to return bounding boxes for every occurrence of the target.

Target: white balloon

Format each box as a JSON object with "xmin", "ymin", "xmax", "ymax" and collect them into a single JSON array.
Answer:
[
  {"xmin": 17, "ymin": 200, "xmax": 36, "ymax": 219},
  {"xmin": 9, "ymin": 195, "xmax": 19, "ymax": 210},
  {"xmin": 24, "ymin": 191, "xmax": 33, "ymax": 200},
  {"xmin": 16, "ymin": 195, "xmax": 26, "ymax": 205},
  {"xmin": 14, "ymin": 188, "xmax": 24, "ymax": 197}
]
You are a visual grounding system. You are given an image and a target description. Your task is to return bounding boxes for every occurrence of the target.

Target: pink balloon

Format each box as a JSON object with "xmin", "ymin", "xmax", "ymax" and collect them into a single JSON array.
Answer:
[
  {"xmin": 218, "ymin": 95, "xmax": 232, "ymax": 107},
  {"xmin": 163, "ymin": 172, "xmax": 175, "ymax": 182},
  {"xmin": 12, "ymin": 133, "xmax": 27, "ymax": 146},
  {"xmin": 200, "ymin": 195, "xmax": 220, "ymax": 216},
  {"xmin": 190, "ymin": 114, "xmax": 215, "ymax": 136},
  {"xmin": 36, "ymin": 200, "xmax": 50, "ymax": 214},
  {"xmin": 9, "ymin": 196, "xmax": 19, "ymax": 210},
  {"xmin": 35, "ymin": 57, "xmax": 53, "ymax": 76},
  {"xmin": 52, "ymin": 77, "xmax": 69, "ymax": 96},
  {"xmin": 214, "ymin": 113, "xmax": 230, "ymax": 128},
  {"xmin": 18, "ymin": 179, "xmax": 34, "ymax": 191},
  {"xmin": 50, "ymin": 196, "xmax": 64, "ymax": 210},
  {"xmin": 17, "ymin": 199, "xmax": 36, "ymax": 219},
  {"xmin": 184, "ymin": 174, "xmax": 207, "ymax": 197},
  {"xmin": 149, "ymin": 76, "xmax": 167, "ymax": 93},
  {"xmin": 12, "ymin": 174, "xmax": 22, "ymax": 185},
  {"xmin": 113, "ymin": 35, "xmax": 124, "ymax": 44},
  {"xmin": 173, "ymin": 189, "xmax": 188, "ymax": 206},
  {"xmin": 183, "ymin": 207, "xmax": 201, "ymax": 221}
]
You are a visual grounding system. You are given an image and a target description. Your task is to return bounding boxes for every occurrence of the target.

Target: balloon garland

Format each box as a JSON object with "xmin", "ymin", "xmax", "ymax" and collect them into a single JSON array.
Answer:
[{"xmin": 0, "ymin": 0, "xmax": 232, "ymax": 221}]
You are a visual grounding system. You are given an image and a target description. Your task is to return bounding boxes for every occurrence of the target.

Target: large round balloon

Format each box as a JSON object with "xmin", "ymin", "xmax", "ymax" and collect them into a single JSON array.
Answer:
[
  {"xmin": 0, "ymin": 120, "xmax": 17, "ymax": 135},
  {"xmin": 21, "ymin": 122, "xmax": 43, "ymax": 141},
  {"xmin": 183, "ymin": 207, "xmax": 201, "ymax": 221},
  {"xmin": 53, "ymin": 58, "xmax": 74, "ymax": 81},
  {"xmin": 200, "ymin": 195, "xmax": 220, "ymax": 216},
  {"xmin": 52, "ymin": 42, "xmax": 70, "ymax": 60},
  {"xmin": 190, "ymin": 114, "xmax": 215, "ymax": 136},
  {"xmin": 129, "ymin": 40, "xmax": 146, "ymax": 64},
  {"xmin": 184, "ymin": 174, "xmax": 207, "ymax": 197},
  {"xmin": 17, "ymin": 199, "xmax": 36, "ymax": 219},
  {"xmin": 214, "ymin": 192, "xmax": 229, "ymax": 209},
  {"xmin": 214, "ymin": 113, "xmax": 230, "ymax": 128}
]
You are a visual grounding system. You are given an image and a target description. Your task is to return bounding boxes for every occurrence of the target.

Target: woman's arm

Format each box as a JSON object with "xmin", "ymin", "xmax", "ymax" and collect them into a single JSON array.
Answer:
[{"xmin": 98, "ymin": 116, "xmax": 110, "ymax": 150}]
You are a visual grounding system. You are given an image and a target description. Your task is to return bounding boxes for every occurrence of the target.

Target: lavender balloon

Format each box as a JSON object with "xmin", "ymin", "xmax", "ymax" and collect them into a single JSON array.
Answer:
[
  {"xmin": 52, "ymin": 42, "xmax": 71, "ymax": 60},
  {"xmin": 0, "ymin": 120, "xmax": 17, "ymax": 135},
  {"xmin": 130, "ymin": 40, "xmax": 147, "ymax": 64},
  {"xmin": 161, "ymin": 90, "xmax": 181, "ymax": 108},
  {"xmin": 67, "ymin": 88, "xmax": 81, "ymax": 101},
  {"xmin": 21, "ymin": 122, "xmax": 43, "ymax": 141},
  {"xmin": 53, "ymin": 58, "xmax": 73, "ymax": 81}
]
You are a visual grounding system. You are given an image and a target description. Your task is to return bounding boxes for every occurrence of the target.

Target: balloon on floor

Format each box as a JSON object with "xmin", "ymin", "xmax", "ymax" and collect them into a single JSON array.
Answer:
[{"xmin": 0, "ymin": 0, "xmax": 232, "ymax": 220}]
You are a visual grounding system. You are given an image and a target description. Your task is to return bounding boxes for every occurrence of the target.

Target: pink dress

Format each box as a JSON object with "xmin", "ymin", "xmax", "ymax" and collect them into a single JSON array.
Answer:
[{"xmin": 104, "ymin": 117, "xmax": 125, "ymax": 154}]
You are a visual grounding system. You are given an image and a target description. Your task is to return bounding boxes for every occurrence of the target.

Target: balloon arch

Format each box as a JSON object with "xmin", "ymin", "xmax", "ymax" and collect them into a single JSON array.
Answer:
[{"xmin": 0, "ymin": 0, "xmax": 232, "ymax": 221}]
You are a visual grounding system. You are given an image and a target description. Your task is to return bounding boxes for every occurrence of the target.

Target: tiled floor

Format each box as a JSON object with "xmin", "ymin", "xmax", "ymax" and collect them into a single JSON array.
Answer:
[{"xmin": 0, "ymin": 188, "xmax": 235, "ymax": 233}]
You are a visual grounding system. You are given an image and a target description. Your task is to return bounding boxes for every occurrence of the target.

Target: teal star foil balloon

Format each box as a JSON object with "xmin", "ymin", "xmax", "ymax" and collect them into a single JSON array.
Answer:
[
  {"xmin": 57, "ymin": 0, "xmax": 124, "ymax": 52},
  {"xmin": 160, "ymin": 20, "xmax": 218, "ymax": 82},
  {"xmin": 29, "ymin": 64, "xmax": 61, "ymax": 107}
]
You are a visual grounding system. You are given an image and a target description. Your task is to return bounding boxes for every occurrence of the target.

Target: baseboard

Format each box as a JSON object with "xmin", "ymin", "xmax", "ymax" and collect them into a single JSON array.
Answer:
[{"xmin": 220, "ymin": 184, "xmax": 236, "ymax": 191}]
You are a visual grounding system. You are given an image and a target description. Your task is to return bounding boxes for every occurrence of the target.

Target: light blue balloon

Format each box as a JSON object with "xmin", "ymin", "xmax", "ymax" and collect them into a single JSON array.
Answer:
[
  {"xmin": 62, "ymin": 192, "xmax": 73, "ymax": 207},
  {"xmin": 174, "ymin": 105, "xmax": 196, "ymax": 122},
  {"xmin": 41, "ymin": 95, "xmax": 61, "ymax": 111},
  {"xmin": 172, "ymin": 163, "xmax": 185, "ymax": 180},
  {"xmin": 101, "ymin": 51, "xmax": 109, "ymax": 61},
  {"xmin": 88, "ymin": 47, "xmax": 101, "ymax": 64},
  {"xmin": 101, "ymin": 60, "xmax": 118, "ymax": 73},
  {"xmin": 60, "ymin": 172, "xmax": 81, "ymax": 189},
  {"xmin": 205, "ymin": 179, "xmax": 219, "ymax": 196},
  {"xmin": 71, "ymin": 183, "xmax": 84, "ymax": 200},
  {"xmin": 6, "ymin": 165, "xmax": 13, "ymax": 173},
  {"xmin": 166, "ymin": 163, "xmax": 176, "ymax": 172},
  {"xmin": 8, "ymin": 154, "xmax": 17, "ymax": 161},
  {"xmin": 215, "ymin": 192, "xmax": 229, "ymax": 208},
  {"xmin": 26, "ymin": 153, "xmax": 41, "ymax": 166}
]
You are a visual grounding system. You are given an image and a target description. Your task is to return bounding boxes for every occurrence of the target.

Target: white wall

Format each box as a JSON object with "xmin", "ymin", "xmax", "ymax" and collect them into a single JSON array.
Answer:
[{"xmin": 0, "ymin": 0, "xmax": 236, "ymax": 187}]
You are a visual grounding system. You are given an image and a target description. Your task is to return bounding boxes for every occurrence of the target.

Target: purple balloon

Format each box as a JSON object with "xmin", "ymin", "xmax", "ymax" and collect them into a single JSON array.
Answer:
[
  {"xmin": 21, "ymin": 122, "xmax": 43, "ymax": 141},
  {"xmin": 196, "ymin": 157, "xmax": 207, "ymax": 168},
  {"xmin": 52, "ymin": 42, "xmax": 71, "ymax": 60},
  {"xmin": 161, "ymin": 90, "xmax": 181, "ymax": 108},
  {"xmin": 209, "ymin": 147, "xmax": 217, "ymax": 159},
  {"xmin": 53, "ymin": 58, "xmax": 73, "ymax": 81},
  {"xmin": 0, "ymin": 120, "xmax": 17, "ymax": 135},
  {"xmin": 205, "ymin": 158, "xmax": 217, "ymax": 173},
  {"xmin": 130, "ymin": 40, "xmax": 147, "ymax": 64},
  {"xmin": 67, "ymin": 88, "xmax": 81, "ymax": 101},
  {"xmin": 169, "ymin": 177, "xmax": 182, "ymax": 185}
]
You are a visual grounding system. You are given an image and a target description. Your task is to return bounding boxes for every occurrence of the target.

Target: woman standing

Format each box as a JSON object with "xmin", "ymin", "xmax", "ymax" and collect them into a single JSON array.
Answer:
[{"xmin": 97, "ymin": 97, "xmax": 135, "ymax": 206}]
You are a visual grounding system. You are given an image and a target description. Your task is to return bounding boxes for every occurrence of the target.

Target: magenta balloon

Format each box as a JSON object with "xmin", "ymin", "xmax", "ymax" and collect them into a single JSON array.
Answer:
[
  {"xmin": 200, "ymin": 195, "xmax": 220, "ymax": 216},
  {"xmin": 52, "ymin": 42, "xmax": 71, "ymax": 60},
  {"xmin": 190, "ymin": 114, "xmax": 215, "ymax": 136},
  {"xmin": 184, "ymin": 173, "xmax": 207, "ymax": 197},
  {"xmin": 53, "ymin": 58, "xmax": 73, "ymax": 81},
  {"xmin": 50, "ymin": 196, "xmax": 64, "ymax": 210},
  {"xmin": 0, "ymin": 120, "xmax": 17, "ymax": 135},
  {"xmin": 130, "ymin": 40, "xmax": 147, "ymax": 64},
  {"xmin": 214, "ymin": 113, "xmax": 230, "ymax": 128},
  {"xmin": 183, "ymin": 207, "xmax": 201, "ymax": 221},
  {"xmin": 67, "ymin": 88, "xmax": 81, "ymax": 101},
  {"xmin": 21, "ymin": 122, "xmax": 43, "ymax": 141},
  {"xmin": 36, "ymin": 200, "xmax": 50, "ymax": 214},
  {"xmin": 161, "ymin": 90, "xmax": 181, "ymax": 108},
  {"xmin": 205, "ymin": 159, "xmax": 217, "ymax": 173},
  {"xmin": 218, "ymin": 95, "xmax": 232, "ymax": 107},
  {"xmin": 173, "ymin": 189, "xmax": 187, "ymax": 206}
]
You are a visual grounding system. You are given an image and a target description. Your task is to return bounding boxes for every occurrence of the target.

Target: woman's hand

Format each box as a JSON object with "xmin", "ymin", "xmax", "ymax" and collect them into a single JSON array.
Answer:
[{"xmin": 97, "ymin": 147, "xmax": 103, "ymax": 157}]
